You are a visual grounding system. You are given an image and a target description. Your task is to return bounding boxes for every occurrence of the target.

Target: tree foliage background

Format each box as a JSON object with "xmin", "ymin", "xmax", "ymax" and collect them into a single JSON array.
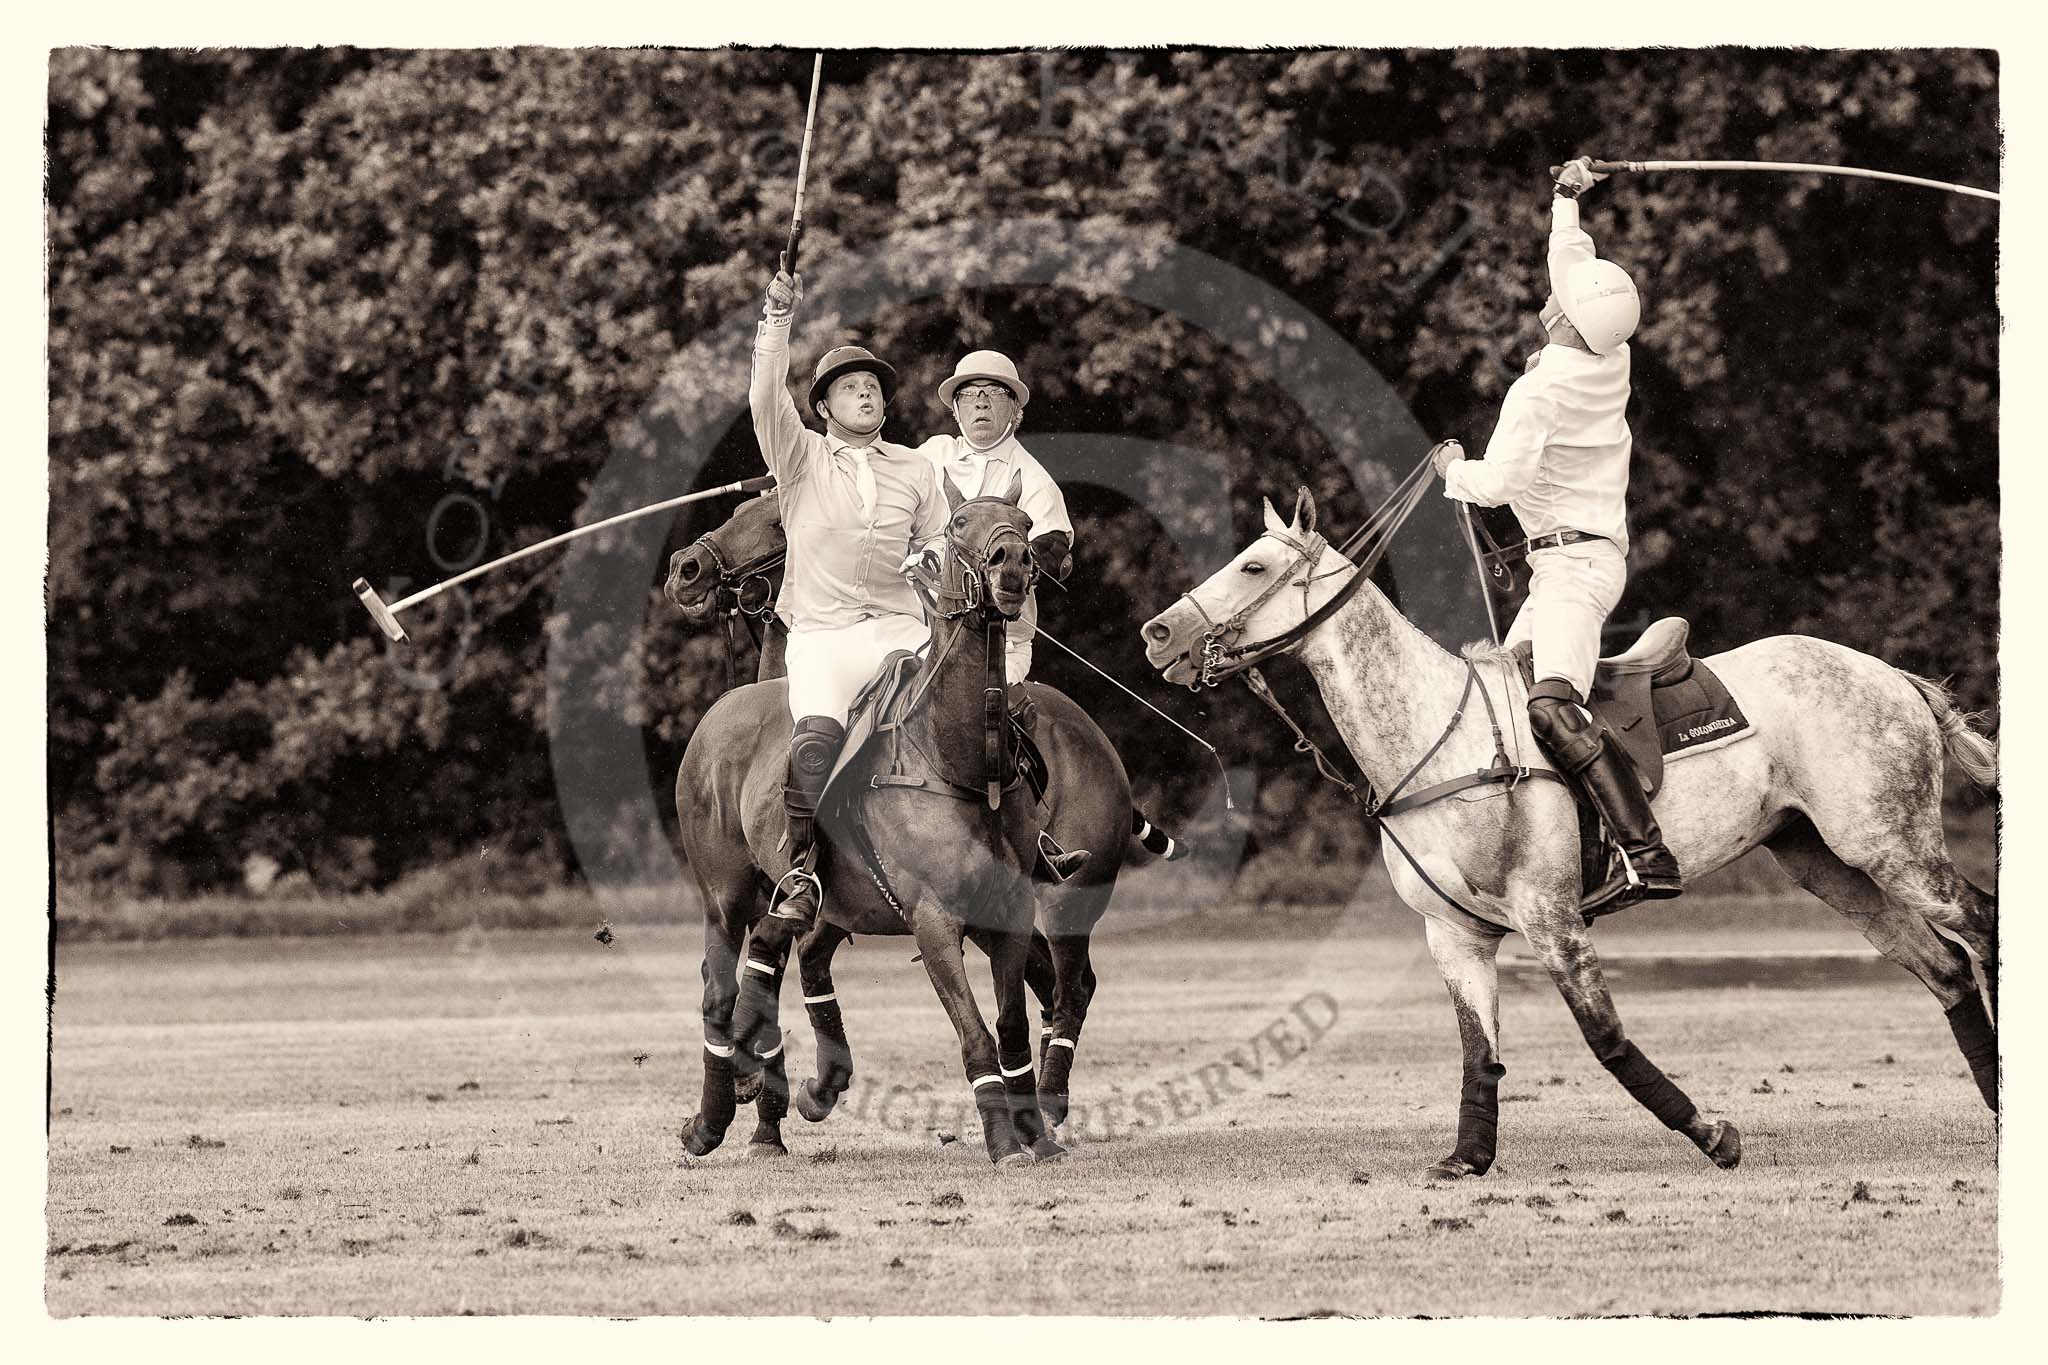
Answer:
[{"xmin": 47, "ymin": 48, "xmax": 1999, "ymax": 898}]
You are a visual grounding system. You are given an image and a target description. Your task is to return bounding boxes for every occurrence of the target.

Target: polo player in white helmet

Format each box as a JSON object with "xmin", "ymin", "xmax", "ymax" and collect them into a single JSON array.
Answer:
[
  {"xmin": 1433, "ymin": 155, "xmax": 1681, "ymax": 909},
  {"xmin": 747, "ymin": 266, "xmax": 948, "ymax": 957},
  {"xmin": 916, "ymin": 350, "xmax": 1075, "ymax": 684}
]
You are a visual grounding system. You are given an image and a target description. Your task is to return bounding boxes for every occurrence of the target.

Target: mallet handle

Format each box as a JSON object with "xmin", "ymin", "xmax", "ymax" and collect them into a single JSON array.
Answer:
[
  {"xmin": 384, "ymin": 475, "xmax": 776, "ymax": 616},
  {"xmin": 1563, "ymin": 157, "xmax": 1998, "ymax": 202},
  {"xmin": 781, "ymin": 54, "xmax": 824, "ymax": 274}
]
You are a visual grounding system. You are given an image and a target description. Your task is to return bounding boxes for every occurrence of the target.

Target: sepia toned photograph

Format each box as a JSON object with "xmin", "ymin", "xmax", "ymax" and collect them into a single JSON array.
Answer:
[{"xmin": 43, "ymin": 39, "xmax": 2002, "ymax": 1320}]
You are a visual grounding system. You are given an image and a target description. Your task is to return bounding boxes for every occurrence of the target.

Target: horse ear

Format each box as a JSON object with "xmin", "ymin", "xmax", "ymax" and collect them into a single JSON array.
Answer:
[
  {"xmin": 1261, "ymin": 496, "xmax": 1288, "ymax": 535},
  {"xmin": 1003, "ymin": 471, "xmax": 1024, "ymax": 507},
  {"xmin": 943, "ymin": 476, "xmax": 965, "ymax": 512},
  {"xmin": 1293, "ymin": 486, "xmax": 1317, "ymax": 535}
]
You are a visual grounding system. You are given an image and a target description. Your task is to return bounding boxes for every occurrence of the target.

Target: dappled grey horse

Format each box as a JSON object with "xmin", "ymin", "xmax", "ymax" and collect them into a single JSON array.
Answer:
[{"xmin": 1143, "ymin": 488, "xmax": 1997, "ymax": 1178}]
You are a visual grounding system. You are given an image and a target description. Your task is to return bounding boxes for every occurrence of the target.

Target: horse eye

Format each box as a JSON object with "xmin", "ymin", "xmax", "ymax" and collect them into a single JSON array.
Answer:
[
  {"xmin": 1241, "ymin": 562, "xmax": 1267, "ymax": 576},
  {"xmin": 952, "ymin": 515, "xmax": 967, "ymax": 528}
]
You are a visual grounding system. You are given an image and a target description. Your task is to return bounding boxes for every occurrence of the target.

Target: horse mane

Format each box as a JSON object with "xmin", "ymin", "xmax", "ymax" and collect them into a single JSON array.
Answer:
[{"xmin": 1459, "ymin": 640, "xmax": 1520, "ymax": 668}]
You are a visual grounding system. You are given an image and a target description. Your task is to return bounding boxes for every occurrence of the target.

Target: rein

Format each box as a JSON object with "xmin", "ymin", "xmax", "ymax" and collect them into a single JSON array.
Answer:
[
  {"xmin": 1179, "ymin": 454, "xmax": 1440, "ymax": 687},
  {"xmin": 690, "ymin": 532, "xmax": 787, "ymax": 688},
  {"xmin": 1182, "ymin": 445, "xmax": 1567, "ymax": 925},
  {"xmin": 894, "ymin": 499, "xmax": 1036, "ymax": 810}
]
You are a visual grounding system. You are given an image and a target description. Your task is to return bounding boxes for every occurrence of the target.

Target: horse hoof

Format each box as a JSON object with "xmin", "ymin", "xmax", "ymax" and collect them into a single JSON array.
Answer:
[
  {"xmin": 795, "ymin": 1080, "xmax": 837, "ymax": 1123},
  {"xmin": 1703, "ymin": 1120, "xmax": 1742, "ymax": 1169},
  {"xmin": 680, "ymin": 1119, "xmax": 724, "ymax": 1158},
  {"xmin": 745, "ymin": 1137, "xmax": 790, "ymax": 1160},
  {"xmin": 733, "ymin": 1071, "xmax": 763, "ymax": 1105},
  {"xmin": 1424, "ymin": 1155, "xmax": 1485, "ymax": 1181},
  {"xmin": 995, "ymin": 1151, "xmax": 1034, "ymax": 1170},
  {"xmin": 1030, "ymin": 1136, "xmax": 1068, "ymax": 1163},
  {"xmin": 1038, "ymin": 1093, "xmax": 1069, "ymax": 1128}
]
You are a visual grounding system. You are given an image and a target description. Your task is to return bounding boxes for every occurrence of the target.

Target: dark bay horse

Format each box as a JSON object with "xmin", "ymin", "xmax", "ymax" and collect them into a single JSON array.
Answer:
[
  {"xmin": 667, "ymin": 486, "xmax": 1178, "ymax": 1144},
  {"xmin": 676, "ymin": 481, "xmax": 1071, "ymax": 1167},
  {"xmin": 1143, "ymin": 489, "xmax": 1998, "ymax": 1179}
]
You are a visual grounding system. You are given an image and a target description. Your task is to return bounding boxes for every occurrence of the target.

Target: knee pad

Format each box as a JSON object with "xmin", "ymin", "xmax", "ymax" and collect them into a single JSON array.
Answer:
[
  {"xmin": 789, "ymin": 716, "xmax": 845, "ymax": 780},
  {"xmin": 1527, "ymin": 678, "xmax": 1604, "ymax": 772}
]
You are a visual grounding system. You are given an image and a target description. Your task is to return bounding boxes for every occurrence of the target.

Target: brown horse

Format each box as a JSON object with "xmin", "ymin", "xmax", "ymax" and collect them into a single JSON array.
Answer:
[
  {"xmin": 1143, "ymin": 489, "xmax": 1997, "ymax": 1178},
  {"xmin": 667, "ymin": 486, "xmax": 1179, "ymax": 1141},
  {"xmin": 675, "ymin": 480, "xmax": 1073, "ymax": 1167}
]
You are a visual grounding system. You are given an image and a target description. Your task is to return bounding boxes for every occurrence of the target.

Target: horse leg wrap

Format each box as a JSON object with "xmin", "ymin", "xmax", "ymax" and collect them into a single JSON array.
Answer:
[
  {"xmin": 1000, "ymin": 1054, "xmax": 1044, "ymax": 1146},
  {"xmin": 1946, "ymin": 994, "xmax": 2000, "ymax": 1111},
  {"xmin": 727, "ymin": 959, "xmax": 784, "ymax": 1060},
  {"xmin": 750, "ymin": 1048, "xmax": 790, "ymax": 1144},
  {"xmin": 1599, "ymin": 1041, "xmax": 1698, "ymax": 1131},
  {"xmin": 1038, "ymin": 1037, "xmax": 1076, "ymax": 1123},
  {"xmin": 972, "ymin": 1079, "xmax": 1022, "ymax": 1162},
  {"xmin": 805, "ymin": 996, "xmax": 853, "ymax": 1096},
  {"xmin": 684, "ymin": 1047, "xmax": 736, "ymax": 1153},
  {"xmin": 1453, "ymin": 1062, "xmax": 1506, "ymax": 1172}
]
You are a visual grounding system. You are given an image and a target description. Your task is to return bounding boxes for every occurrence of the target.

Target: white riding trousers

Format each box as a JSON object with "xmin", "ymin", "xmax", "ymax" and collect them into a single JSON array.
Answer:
[
  {"xmin": 1503, "ymin": 538, "xmax": 1627, "ymax": 700},
  {"xmin": 784, "ymin": 612, "xmax": 933, "ymax": 726}
]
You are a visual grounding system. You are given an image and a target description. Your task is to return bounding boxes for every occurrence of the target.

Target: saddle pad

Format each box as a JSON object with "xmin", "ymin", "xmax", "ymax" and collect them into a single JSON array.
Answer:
[
  {"xmin": 825, "ymin": 649, "xmax": 925, "ymax": 799},
  {"xmin": 1653, "ymin": 658, "xmax": 1753, "ymax": 762},
  {"xmin": 1509, "ymin": 643, "xmax": 1754, "ymax": 796}
]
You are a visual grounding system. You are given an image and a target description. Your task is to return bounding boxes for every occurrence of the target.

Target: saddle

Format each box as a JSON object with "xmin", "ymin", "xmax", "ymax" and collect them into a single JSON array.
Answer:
[
  {"xmin": 1509, "ymin": 617, "xmax": 1752, "ymax": 798},
  {"xmin": 821, "ymin": 651, "xmax": 1049, "ymax": 818}
]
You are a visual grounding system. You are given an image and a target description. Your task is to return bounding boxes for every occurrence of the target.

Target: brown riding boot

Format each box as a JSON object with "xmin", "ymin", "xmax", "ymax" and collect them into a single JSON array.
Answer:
[{"xmin": 1527, "ymin": 679, "xmax": 1683, "ymax": 912}]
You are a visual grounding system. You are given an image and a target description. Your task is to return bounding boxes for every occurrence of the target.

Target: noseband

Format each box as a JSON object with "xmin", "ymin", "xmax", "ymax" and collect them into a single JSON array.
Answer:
[
  {"xmin": 915, "ymin": 502, "xmax": 1035, "ymax": 622},
  {"xmin": 688, "ymin": 533, "xmax": 787, "ymax": 621},
  {"xmin": 1171, "ymin": 455, "xmax": 1442, "ymax": 688},
  {"xmin": 1178, "ymin": 525, "xmax": 1344, "ymax": 687}
]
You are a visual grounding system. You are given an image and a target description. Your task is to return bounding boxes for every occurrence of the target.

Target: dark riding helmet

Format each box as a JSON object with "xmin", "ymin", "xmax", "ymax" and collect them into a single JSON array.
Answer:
[{"xmin": 808, "ymin": 344, "xmax": 899, "ymax": 414}]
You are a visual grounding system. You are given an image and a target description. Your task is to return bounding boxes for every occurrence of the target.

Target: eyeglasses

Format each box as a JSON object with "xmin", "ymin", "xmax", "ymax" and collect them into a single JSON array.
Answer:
[{"xmin": 954, "ymin": 384, "xmax": 1014, "ymax": 404}]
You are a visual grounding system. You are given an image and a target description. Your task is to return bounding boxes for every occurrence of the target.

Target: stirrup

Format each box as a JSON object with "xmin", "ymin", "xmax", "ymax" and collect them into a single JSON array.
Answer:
[
  {"xmin": 1037, "ymin": 830, "xmax": 1090, "ymax": 883},
  {"xmin": 768, "ymin": 865, "xmax": 824, "ymax": 922}
]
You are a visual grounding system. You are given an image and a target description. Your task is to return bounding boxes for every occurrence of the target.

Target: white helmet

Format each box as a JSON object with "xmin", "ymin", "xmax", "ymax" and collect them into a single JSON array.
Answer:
[{"xmin": 1559, "ymin": 258, "xmax": 1640, "ymax": 355}]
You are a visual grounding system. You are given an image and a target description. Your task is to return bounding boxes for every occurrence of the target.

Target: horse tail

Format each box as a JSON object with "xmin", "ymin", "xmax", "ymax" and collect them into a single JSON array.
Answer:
[
  {"xmin": 1128, "ymin": 808, "xmax": 1191, "ymax": 862},
  {"xmin": 1902, "ymin": 671, "xmax": 1998, "ymax": 791}
]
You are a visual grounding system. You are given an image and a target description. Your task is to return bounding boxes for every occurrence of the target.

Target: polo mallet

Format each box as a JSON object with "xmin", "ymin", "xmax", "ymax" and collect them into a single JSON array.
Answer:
[
  {"xmin": 780, "ymin": 54, "xmax": 824, "ymax": 275},
  {"xmin": 352, "ymin": 475, "xmax": 775, "ymax": 643},
  {"xmin": 1554, "ymin": 157, "xmax": 1999, "ymax": 202}
]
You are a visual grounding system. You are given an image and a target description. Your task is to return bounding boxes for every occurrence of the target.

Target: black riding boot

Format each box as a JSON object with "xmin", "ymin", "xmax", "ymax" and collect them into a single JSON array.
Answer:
[
  {"xmin": 1527, "ymin": 679, "xmax": 1683, "ymax": 911},
  {"xmin": 770, "ymin": 715, "xmax": 845, "ymax": 938}
]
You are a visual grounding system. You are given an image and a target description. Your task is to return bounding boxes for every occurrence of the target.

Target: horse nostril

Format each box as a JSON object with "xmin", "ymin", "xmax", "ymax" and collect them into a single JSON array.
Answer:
[
  {"xmin": 677, "ymin": 559, "xmax": 699, "ymax": 582},
  {"xmin": 1144, "ymin": 621, "xmax": 1171, "ymax": 644}
]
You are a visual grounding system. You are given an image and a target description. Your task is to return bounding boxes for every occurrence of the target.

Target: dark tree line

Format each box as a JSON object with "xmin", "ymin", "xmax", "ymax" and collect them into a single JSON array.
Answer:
[{"xmin": 47, "ymin": 48, "xmax": 1998, "ymax": 896}]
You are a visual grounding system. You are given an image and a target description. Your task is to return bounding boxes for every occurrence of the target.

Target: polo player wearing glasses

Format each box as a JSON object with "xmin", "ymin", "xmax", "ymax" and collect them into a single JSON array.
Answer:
[
  {"xmin": 1434, "ymin": 155, "xmax": 1682, "ymax": 908},
  {"xmin": 916, "ymin": 351, "xmax": 1075, "ymax": 684},
  {"xmin": 747, "ymin": 267, "xmax": 948, "ymax": 954}
]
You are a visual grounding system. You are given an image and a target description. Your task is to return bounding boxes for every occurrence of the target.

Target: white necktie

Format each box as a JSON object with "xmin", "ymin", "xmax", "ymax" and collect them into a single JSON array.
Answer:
[{"xmin": 838, "ymin": 445, "xmax": 877, "ymax": 520}]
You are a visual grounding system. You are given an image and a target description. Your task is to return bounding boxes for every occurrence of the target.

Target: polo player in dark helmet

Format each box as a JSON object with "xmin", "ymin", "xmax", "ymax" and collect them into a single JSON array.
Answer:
[
  {"xmin": 746, "ymin": 265, "xmax": 947, "ymax": 966},
  {"xmin": 1435, "ymin": 155, "xmax": 1683, "ymax": 911}
]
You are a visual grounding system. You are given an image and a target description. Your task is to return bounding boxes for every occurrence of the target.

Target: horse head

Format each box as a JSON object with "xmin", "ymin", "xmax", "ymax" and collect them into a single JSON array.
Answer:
[
  {"xmin": 1141, "ymin": 486, "xmax": 1349, "ymax": 687},
  {"xmin": 666, "ymin": 489, "xmax": 785, "ymax": 625},
  {"xmin": 934, "ymin": 471, "xmax": 1034, "ymax": 623}
]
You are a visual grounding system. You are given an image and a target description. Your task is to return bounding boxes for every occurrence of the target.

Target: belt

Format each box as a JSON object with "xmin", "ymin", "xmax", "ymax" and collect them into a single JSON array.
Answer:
[{"xmin": 1523, "ymin": 529, "xmax": 1610, "ymax": 552}]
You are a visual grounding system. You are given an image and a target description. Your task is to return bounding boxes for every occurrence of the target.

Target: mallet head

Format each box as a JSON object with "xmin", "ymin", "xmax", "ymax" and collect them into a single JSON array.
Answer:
[{"xmin": 352, "ymin": 577, "xmax": 409, "ymax": 643}]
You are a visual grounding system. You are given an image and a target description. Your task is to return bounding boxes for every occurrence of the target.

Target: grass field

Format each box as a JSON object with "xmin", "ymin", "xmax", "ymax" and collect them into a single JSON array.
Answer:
[{"xmin": 47, "ymin": 901, "xmax": 1998, "ymax": 1318}]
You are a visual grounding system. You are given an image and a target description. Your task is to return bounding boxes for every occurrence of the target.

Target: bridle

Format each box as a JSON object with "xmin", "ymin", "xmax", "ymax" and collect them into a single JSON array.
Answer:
[
  {"xmin": 909, "ymin": 498, "xmax": 1036, "ymax": 624},
  {"xmin": 898, "ymin": 496, "xmax": 1036, "ymax": 810},
  {"xmin": 1172, "ymin": 453, "xmax": 1440, "ymax": 689},
  {"xmin": 1166, "ymin": 446, "xmax": 1568, "ymax": 928},
  {"xmin": 683, "ymin": 530, "xmax": 788, "ymax": 689}
]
